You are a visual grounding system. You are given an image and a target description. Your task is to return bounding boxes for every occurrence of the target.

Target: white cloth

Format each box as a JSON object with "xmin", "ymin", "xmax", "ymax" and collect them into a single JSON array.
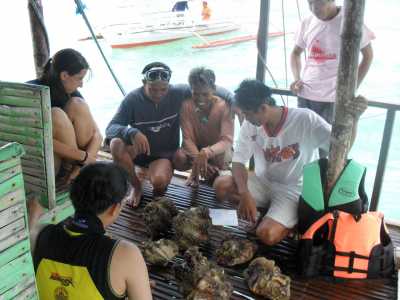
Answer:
[
  {"xmin": 233, "ymin": 107, "xmax": 331, "ymax": 200},
  {"xmin": 295, "ymin": 8, "xmax": 375, "ymax": 102}
]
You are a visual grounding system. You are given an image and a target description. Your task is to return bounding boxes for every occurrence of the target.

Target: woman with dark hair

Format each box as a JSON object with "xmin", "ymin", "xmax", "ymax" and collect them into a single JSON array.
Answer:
[
  {"xmin": 29, "ymin": 48, "xmax": 103, "ymax": 182},
  {"xmin": 29, "ymin": 162, "xmax": 153, "ymax": 300}
]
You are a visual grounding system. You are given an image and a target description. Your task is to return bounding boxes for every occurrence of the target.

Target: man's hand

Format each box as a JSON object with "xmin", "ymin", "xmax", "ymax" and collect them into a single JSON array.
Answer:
[
  {"xmin": 238, "ymin": 191, "xmax": 258, "ymax": 223},
  {"xmin": 345, "ymin": 95, "xmax": 368, "ymax": 119},
  {"xmin": 194, "ymin": 148, "xmax": 211, "ymax": 178},
  {"xmin": 290, "ymin": 79, "xmax": 304, "ymax": 95},
  {"xmin": 132, "ymin": 132, "xmax": 150, "ymax": 156}
]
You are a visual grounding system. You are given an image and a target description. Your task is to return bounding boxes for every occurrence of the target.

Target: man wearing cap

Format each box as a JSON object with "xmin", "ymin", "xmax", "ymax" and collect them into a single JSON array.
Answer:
[
  {"xmin": 214, "ymin": 79, "xmax": 367, "ymax": 246},
  {"xmin": 105, "ymin": 62, "xmax": 233, "ymax": 206}
]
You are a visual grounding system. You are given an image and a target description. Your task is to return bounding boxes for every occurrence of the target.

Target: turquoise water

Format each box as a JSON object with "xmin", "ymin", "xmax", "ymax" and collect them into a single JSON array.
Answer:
[{"xmin": 1, "ymin": 1, "xmax": 399, "ymax": 219}]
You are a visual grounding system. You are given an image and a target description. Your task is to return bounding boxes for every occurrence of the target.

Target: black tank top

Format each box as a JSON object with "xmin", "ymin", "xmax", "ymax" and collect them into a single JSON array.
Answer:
[{"xmin": 33, "ymin": 213, "xmax": 125, "ymax": 300}]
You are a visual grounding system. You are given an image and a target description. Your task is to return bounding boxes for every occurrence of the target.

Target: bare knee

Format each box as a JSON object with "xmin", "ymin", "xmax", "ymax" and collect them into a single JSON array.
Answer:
[
  {"xmin": 256, "ymin": 222, "xmax": 289, "ymax": 246},
  {"xmin": 172, "ymin": 149, "xmax": 190, "ymax": 171},
  {"xmin": 52, "ymin": 108, "xmax": 72, "ymax": 132},
  {"xmin": 65, "ymin": 97, "xmax": 89, "ymax": 116},
  {"xmin": 151, "ymin": 173, "xmax": 171, "ymax": 193},
  {"xmin": 110, "ymin": 138, "xmax": 129, "ymax": 160},
  {"xmin": 213, "ymin": 175, "xmax": 234, "ymax": 201}
]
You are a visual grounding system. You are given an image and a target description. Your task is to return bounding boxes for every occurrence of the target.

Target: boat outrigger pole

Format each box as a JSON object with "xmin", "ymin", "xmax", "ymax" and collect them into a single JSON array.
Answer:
[
  {"xmin": 326, "ymin": 0, "xmax": 366, "ymax": 194},
  {"xmin": 74, "ymin": 0, "xmax": 126, "ymax": 96}
]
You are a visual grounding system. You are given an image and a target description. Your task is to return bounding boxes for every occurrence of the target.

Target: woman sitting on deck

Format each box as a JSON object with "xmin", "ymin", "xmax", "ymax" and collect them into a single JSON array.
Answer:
[{"xmin": 29, "ymin": 48, "xmax": 103, "ymax": 183}]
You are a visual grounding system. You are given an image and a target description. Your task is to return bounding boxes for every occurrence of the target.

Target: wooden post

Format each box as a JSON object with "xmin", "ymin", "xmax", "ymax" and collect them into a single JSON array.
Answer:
[
  {"xmin": 326, "ymin": 0, "xmax": 366, "ymax": 191},
  {"xmin": 28, "ymin": 0, "xmax": 50, "ymax": 77},
  {"xmin": 256, "ymin": 0, "xmax": 271, "ymax": 82}
]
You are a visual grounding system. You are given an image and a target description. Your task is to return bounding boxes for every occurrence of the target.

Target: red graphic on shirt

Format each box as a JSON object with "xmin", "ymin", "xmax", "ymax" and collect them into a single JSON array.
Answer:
[
  {"xmin": 263, "ymin": 143, "xmax": 300, "ymax": 162},
  {"xmin": 309, "ymin": 40, "xmax": 336, "ymax": 64}
]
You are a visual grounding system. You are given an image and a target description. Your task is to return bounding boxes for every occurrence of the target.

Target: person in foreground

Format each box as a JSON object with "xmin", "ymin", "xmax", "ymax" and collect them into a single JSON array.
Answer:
[
  {"xmin": 105, "ymin": 62, "xmax": 233, "ymax": 206},
  {"xmin": 29, "ymin": 48, "xmax": 103, "ymax": 183},
  {"xmin": 29, "ymin": 162, "xmax": 152, "ymax": 300},
  {"xmin": 214, "ymin": 79, "xmax": 367, "ymax": 246},
  {"xmin": 177, "ymin": 67, "xmax": 234, "ymax": 187},
  {"xmin": 290, "ymin": 0, "xmax": 374, "ymax": 125}
]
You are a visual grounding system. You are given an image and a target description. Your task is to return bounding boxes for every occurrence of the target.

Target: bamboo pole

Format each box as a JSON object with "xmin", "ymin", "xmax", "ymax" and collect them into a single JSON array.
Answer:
[
  {"xmin": 256, "ymin": 0, "xmax": 270, "ymax": 82},
  {"xmin": 28, "ymin": 0, "xmax": 50, "ymax": 77},
  {"xmin": 326, "ymin": 0, "xmax": 366, "ymax": 192}
]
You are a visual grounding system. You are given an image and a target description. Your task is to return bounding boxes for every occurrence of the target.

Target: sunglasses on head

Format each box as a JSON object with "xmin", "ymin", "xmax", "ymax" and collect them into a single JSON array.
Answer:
[{"xmin": 144, "ymin": 67, "xmax": 171, "ymax": 82}]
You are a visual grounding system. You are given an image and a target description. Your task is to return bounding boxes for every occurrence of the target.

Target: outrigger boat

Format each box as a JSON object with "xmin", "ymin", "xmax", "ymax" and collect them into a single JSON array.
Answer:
[{"xmin": 0, "ymin": 0, "xmax": 399, "ymax": 299}]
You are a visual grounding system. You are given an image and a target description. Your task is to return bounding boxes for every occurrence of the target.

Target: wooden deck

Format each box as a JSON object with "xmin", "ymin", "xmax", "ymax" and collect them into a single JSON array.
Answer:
[{"xmin": 107, "ymin": 175, "xmax": 399, "ymax": 300}]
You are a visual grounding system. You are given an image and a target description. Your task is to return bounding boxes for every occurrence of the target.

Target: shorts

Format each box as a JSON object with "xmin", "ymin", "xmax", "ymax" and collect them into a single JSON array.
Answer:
[
  {"xmin": 247, "ymin": 173, "xmax": 299, "ymax": 229},
  {"xmin": 297, "ymin": 97, "xmax": 335, "ymax": 124},
  {"xmin": 134, "ymin": 151, "xmax": 175, "ymax": 168}
]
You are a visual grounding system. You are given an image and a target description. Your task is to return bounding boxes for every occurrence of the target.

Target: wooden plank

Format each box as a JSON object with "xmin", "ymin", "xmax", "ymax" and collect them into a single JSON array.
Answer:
[
  {"xmin": 0, "ymin": 218, "xmax": 25, "ymax": 241},
  {"xmin": 0, "ymin": 239, "xmax": 30, "ymax": 269},
  {"xmin": 0, "ymin": 132, "xmax": 43, "ymax": 149},
  {"xmin": 0, "ymin": 114, "xmax": 42, "ymax": 129},
  {"xmin": 0, "ymin": 165, "xmax": 22, "ymax": 184},
  {"xmin": 0, "ymin": 189, "xmax": 25, "ymax": 212},
  {"xmin": 1, "ymin": 124, "xmax": 43, "ymax": 139},
  {"xmin": 0, "ymin": 228, "xmax": 27, "ymax": 254},
  {"xmin": 0, "ymin": 141, "xmax": 43, "ymax": 158},
  {"xmin": 0, "ymin": 252, "xmax": 34, "ymax": 294},
  {"xmin": 0, "ymin": 203, "xmax": 25, "ymax": 228},
  {"xmin": 0, "ymin": 82, "xmax": 43, "ymax": 98},
  {"xmin": 22, "ymin": 165, "xmax": 45, "ymax": 179},
  {"xmin": 1, "ymin": 279, "xmax": 36, "ymax": 300},
  {"xmin": 39, "ymin": 200, "xmax": 74, "ymax": 224},
  {"xmin": 24, "ymin": 183, "xmax": 46, "ymax": 197},
  {"xmin": 0, "ymin": 143, "xmax": 25, "ymax": 162},
  {"xmin": 0, "ymin": 105, "xmax": 42, "ymax": 119},
  {"xmin": 23, "ymin": 174, "xmax": 47, "ymax": 189},
  {"xmin": 0, "ymin": 174, "xmax": 24, "ymax": 198},
  {"xmin": 39, "ymin": 87, "xmax": 56, "ymax": 209},
  {"xmin": 0, "ymin": 95, "xmax": 41, "ymax": 108},
  {"xmin": 0, "ymin": 157, "xmax": 19, "ymax": 173},
  {"xmin": 20, "ymin": 158, "xmax": 43, "ymax": 170}
]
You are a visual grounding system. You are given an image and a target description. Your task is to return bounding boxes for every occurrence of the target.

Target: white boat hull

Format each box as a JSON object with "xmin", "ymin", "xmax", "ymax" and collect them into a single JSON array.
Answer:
[{"xmin": 103, "ymin": 21, "xmax": 240, "ymax": 48}]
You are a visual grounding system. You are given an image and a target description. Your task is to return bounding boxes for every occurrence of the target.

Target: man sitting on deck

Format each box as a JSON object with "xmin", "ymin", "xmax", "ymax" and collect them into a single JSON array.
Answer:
[
  {"xmin": 214, "ymin": 79, "xmax": 367, "ymax": 246},
  {"xmin": 105, "ymin": 62, "xmax": 233, "ymax": 206},
  {"xmin": 176, "ymin": 67, "xmax": 234, "ymax": 187},
  {"xmin": 28, "ymin": 162, "xmax": 152, "ymax": 300}
]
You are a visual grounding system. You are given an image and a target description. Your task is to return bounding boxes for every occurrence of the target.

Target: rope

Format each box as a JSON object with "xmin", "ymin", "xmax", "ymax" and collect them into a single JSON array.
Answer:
[
  {"xmin": 281, "ymin": 0, "xmax": 289, "ymax": 106},
  {"xmin": 256, "ymin": 51, "xmax": 286, "ymax": 106},
  {"xmin": 74, "ymin": 0, "xmax": 126, "ymax": 96},
  {"xmin": 28, "ymin": 0, "xmax": 50, "ymax": 54}
]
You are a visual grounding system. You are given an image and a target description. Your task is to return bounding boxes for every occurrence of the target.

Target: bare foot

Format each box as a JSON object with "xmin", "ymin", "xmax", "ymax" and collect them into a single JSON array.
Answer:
[
  {"xmin": 127, "ymin": 181, "xmax": 143, "ymax": 208},
  {"xmin": 185, "ymin": 172, "xmax": 199, "ymax": 188}
]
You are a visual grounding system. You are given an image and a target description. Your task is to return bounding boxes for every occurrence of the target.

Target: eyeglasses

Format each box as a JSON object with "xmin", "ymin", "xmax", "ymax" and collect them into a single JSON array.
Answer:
[{"xmin": 144, "ymin": 67, "xmax": 171, "ymax": 82}]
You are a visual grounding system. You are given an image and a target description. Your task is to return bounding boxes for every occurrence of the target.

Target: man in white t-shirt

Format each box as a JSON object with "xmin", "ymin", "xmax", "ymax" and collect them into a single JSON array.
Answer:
[
  {"xmin": 214, "ymin": 79, "xmax": 367, "ymax": 246},
  {"xmin": 290, "ymin": 0, "xmax": 374, "ymax": 126}
]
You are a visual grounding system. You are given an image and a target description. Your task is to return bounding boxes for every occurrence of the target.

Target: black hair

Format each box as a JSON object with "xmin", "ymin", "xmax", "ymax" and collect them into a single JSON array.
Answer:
[
  {"xmin": 69, "ymin": 162, "xmax": 131, "ymax": 215},
  {"xmin": 39, "ymin": 48, "xmax": 89, "ymax": 108},
  {"xmin": 141, "ymin": 62, "xmax": 171, "ymax": 74},
  {"xmin": 188, "ymin": 67, "xmax": 216, "ymax": 90},
  {"xmin": 234, "ymin": 79, "xmax": 276, "ymax": 112}
]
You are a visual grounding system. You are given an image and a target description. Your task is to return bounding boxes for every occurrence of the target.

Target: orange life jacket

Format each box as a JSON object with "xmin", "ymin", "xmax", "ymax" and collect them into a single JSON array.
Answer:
[{"xmin": 297, "ymin": 210, "xmax": 394, "ymax": 279}]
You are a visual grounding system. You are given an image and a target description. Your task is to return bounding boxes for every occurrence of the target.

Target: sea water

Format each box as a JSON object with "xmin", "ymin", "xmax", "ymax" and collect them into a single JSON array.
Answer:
[{"xmin": 1, "ymin": 0, "xmax": 399, "ymax": 219}]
